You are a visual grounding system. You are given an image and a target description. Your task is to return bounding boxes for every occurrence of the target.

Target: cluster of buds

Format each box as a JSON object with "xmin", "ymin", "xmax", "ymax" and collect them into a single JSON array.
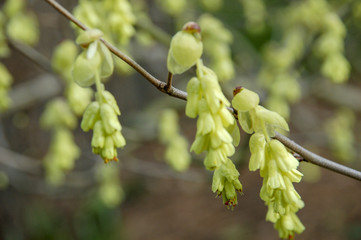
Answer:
[
  {"xmin": 324, "ymin": 108, "xmax": 356, "ymax": 163},
  {"xmin": 232, "ymin": 87, "xmax": 305, "ymax": 239},
  {"xmin": 186, "ymin": 60, "xmax": 242, "ymax": 208},
  {"xmin": 198, "ymin": 14, "xmax": 235, "ymax": 82},
  {"xmin": 81, "ymin": 89, "xmax": 126, "ymax": 163},
  {"xmin": 96, "ymin": 164, "xmax": 124, "ymax": 207},
  {"xmin": 72, "ymin": 29, "xmax": 126, "ymax": 163},
  {"xmin": 40, "ymin": 98, "xmax": 79, "ymax": 184},
  {"xmin": 239, "ymin": 0, "xmax": 266, "ymax": 33},
  {"xmin": 317, "ymin": 13, "xmax": 349, "ymax": 83},
  {"xmin": 159, "ymin": 109, "xmax": 191, "ymax": 172},
  {"xmin": 3, "ymin": 0, "xmax": 39, "ymax": 46}
]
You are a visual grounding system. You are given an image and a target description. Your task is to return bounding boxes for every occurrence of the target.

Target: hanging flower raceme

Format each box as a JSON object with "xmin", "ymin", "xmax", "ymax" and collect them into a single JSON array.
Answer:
[
  {"xmin": 40, "ymin": 98, "xmax": 79, "ymax": 185},
  {"xmin": 198, "ymin": 14, "xmax": 235, "ymax": 82},
  {"xmin": 232, "ymin": 87, "xmax": 305, "ymax": 239},
  {"xmin": 186, "ymin": 60, "xmax": 242, "ymax": 208},
  {"xmin": 3, "ymin": 0, "xmax": 39, "ymax": 46},
  {"xmin": 159, "ymin": 109, "xmax": 191, "ymax": 172},
  {"xmin": 72, "ymin": 29, "xmax": 126, "ymax": 163}
]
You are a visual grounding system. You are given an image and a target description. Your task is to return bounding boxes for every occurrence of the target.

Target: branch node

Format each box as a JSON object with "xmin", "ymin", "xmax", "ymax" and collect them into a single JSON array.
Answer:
[{"xmin": 165, "ymin": 72, "xmax": 173, "ymax": 93}]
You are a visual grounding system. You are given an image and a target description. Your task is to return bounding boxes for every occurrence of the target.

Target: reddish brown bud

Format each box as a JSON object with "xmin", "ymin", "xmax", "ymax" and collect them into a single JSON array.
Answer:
[
  {"xmin": 182, "ymin": 21, "xmax": 201, "ymax": 33},
  {"xmin": 233, "ymin": 86, "xmax": 244, "ymax": 96}
]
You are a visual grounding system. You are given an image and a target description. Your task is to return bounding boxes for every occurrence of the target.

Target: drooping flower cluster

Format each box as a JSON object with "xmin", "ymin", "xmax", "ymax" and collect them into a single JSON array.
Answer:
[
  {"xmin": 259, "ymin": 0, "xmax": 349, "ymax": 120},
  {"xmin": 239, "ymin": 0, "xmax": 266, "ymax": 33},
  {"xmin": 0, "ymin": 0, "xmax": 39, "ymax": 112},
  {"xmin": 232, "ymin": 87, "xmax": 305, "ymax": 239},
  {"xmin": 72, "ymin": 29, "xmax": 126, "ymax": 163},
  {"xmin": 159, "ymin": 109, "xmax": 191, "ymax": 172},
  {"xmin": 324, "ymin": 108, "xmax": 356, "ymax": 163},
  {"xmin": 198, "ymin": 14, "xmax": 235, "ymax": 82},
  {"xmin": 81, "ymin": 89, "xmax": 126, "ymax": 163},
  {"xmin": 186, "ymin": 60, "xmax": 242, "ymax": 207},
  {"xmin": 2, "ymin": 0, "xmax": 39, "ymax": 46},
  {"xmin": 40, "ymin": 98, "xmax": 79, "ymax": 185},
  {"xmin": 96, "ymin": 164, "xmax": 124, "ymax": 207}
]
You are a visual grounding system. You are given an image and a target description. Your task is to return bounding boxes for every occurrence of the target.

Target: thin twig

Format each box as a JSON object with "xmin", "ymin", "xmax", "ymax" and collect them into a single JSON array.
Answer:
[
  {"xmin": 8, "ymin": 39, "xmax": 53, "ymax": 72},
  {"xmin": 44, "ymin": 0, "xmax": 361, "ymax": 182},
  {"xmin": 165, "ymin": 72, "xmax": 173, "ymax": 92}
]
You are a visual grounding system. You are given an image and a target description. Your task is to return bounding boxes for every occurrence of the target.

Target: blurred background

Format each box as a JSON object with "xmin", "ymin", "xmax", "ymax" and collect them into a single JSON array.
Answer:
[{"xmin": 0, "ymin": 0, "xmax": 361, "ymax": 239}]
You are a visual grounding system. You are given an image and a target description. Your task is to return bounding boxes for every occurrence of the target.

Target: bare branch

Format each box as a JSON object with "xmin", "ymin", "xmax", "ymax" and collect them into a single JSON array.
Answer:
[
  {"xmin": 44, "ymin": 0, "xmax": 361, "ymax": 182},
  {"xmin": 8, "ymin": 39, "xmax": 53, "ymax": 72}
]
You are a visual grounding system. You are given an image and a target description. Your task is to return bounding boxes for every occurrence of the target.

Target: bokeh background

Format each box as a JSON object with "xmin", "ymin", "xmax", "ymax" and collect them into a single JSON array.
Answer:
[{"xmin": 0, "ymin": 0, "xmax": 361, "ymax": 239}]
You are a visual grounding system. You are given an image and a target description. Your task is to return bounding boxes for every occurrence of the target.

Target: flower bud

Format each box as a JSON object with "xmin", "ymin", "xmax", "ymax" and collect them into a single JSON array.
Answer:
[
  {"xmin": 190, "ymin": 134, "xmax": 209, "ymax": 154},
  {"xmin": 212, "ymin": 169, "xmax": 224, "ymax": 193},
  {"xmin": 101, "ymin": 136, "xmax": 116, "ymax": 161},
  {"xmin": 224, "ymin": 180, "xmax": 237, "ymax": 203},
  {"xmin": 76, "ymin": 29, "xmax": 103, "ymax": 47},
  {"xmin": 232, "ymin": 87, "xmax": 260, "ymax": 112},
  {"xmin": 66, "ymin": 82, "xmax": 93, "ymax": 116},
  {"xmin": 40, "ymin": 98, "xmax": 77, "ymax": 129},
  {"xmin": 100, "ymin": 103, "xmax": 121, "ymax": 134},
  {"xmin": 254, "ymin": 106, "xmax": 289, "ymax": 135},
  {"xmin": 185, "ymin": 77, "xmax": 201, "ymax": 118},
  {"xmin": 268, "ymin": 140, "xmax": 298, "ymax": 173},
  {"xmin": 98, "ymin": 42, "xmax": 114, "ymax": 78},
  {"xmin": 249, "ymin": 132, "xmax": 266, "ymax": 171},
  {"xmin": 72, "ymin": 51, "xmax": 101, "ymax": 87},
  {"xmin": 52, "ymin": 40, "xmax": 78, "ymax": 77},
  {"xmin": 92, "ymin": 120, "xmax": 105, "ymax": 148},
  {"xmin": 197, "ymin": 112, "xmax": 215, "ymax": 135},
  {"xmin": 98, "ymin": 90, "xmax": 120, "ymax": 115},
  {"xmin": 112, "ymin": 130, "xmax": 126, "ymax": 148},
  {"xmin": 167, "ymin": 22, "xmax": 203, "ymax": 74},
  {"xmin": 6, "ymin": 12, "xmax": 39, "ymax": 46},
  {"xmin": 81, "ymin": 101, "xmax": 100, "ymax": 132},
  {"xmin": 238, "ymin": 111, "xmax": 254, "ymax": 134},
  {"xmin": 226, "ymin": 121, "xmax": 240, "ymax": 147},
  {"xmin": 204, "ymin": 149, "xmax": 225, "ymax": 170}
]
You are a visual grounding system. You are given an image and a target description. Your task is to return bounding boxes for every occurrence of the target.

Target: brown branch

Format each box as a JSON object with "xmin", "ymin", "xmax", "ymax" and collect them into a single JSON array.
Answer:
[
  {"xmin": 44, "ymin": 0, "xmax": 361, "ymax": 182},
  {"xmin": 165, "ymin": 72, "xmax": 173, "ymax": 92},
  {"xmin": 8, "ymin": 39, "xmax": 53, "ymax": 72}
]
